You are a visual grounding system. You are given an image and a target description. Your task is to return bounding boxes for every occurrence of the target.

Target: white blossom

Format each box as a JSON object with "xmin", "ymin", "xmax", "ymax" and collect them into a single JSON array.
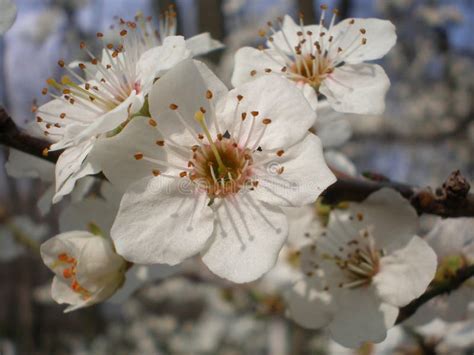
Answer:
[
  {"xmin": 96, "ymin": 58, "xmax": 335, "ymax": 283},
  {"xmin": 408, "ymin": 218, "xmax": 474, "ymax": 324},
  {"xmin": 232, "ymin": 10, "xmax": 396, "ymax": 114},
  {"xmin": 287, "ymin": 188, "xmax": 437, "ymax": 348},
  {"xmin": 40, "ymin": 230, "xmax": 127, "ymax": 312},
  {"xmin": 35, "ymin": 9, "xmax": 222, "ymax": 203}
]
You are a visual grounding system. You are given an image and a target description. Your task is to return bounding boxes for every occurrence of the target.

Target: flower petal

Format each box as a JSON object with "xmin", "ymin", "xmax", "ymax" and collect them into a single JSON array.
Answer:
[
  {"xmin": 329, "ymin": 18, "xmax": 396, "ymax": 64},
  {"xmin": 137, "ymin": 35, "xmax": 191, "ymax": 91},
  {"xmin": 329, "ymin": 288, "xmax": 399, "ymax": 348},
  {"xmin": 93, "ymin": 116, "xmax": 170, "ymax": 192},
  {"xmin": 217, "ymin": 75, "xmax": 316, "ymax": 150},
  {"xmin": 315, "ymin": 101, "xmax": 352, "ymax": 148},
  {"xmin": 320, "ymin": 63, "xmax": 390, "ymax": 115},
  {"xmin": 373, "ymin": 236, "xmax": 437, "ymax": 307},
  {"xmin": 53, "ymin": 140, "xmax": 101, "ymax": 203},
  {"xmin": 201, "ymin": 194, "xmax": 288, "ymax": 283},
  {"xmin": 148, "ymin": 59, "xmax": 228, "ymax": 146},
  {"xmin": 331, "ymin": 188, "xmax": 418, "ymax": 251},
  {"xmin": 231, "ymin": 47, "xmax": 286, "ymax": 86},
  {"xmin": 253, "ymin": 134, "xmax": 336, "ymax": 207},
  {"xmin": 185, "ymin": 32, "xmax": 224, "ymax": 57},
  {"xmin": 287, "ymin": 279, "xmax": 335, "ymax": 329},
  {"xmin": 111, "ymin": 177, "xmax": 214, "ymax": 265},
  {"xmin": 110, "ymin": 264, "xmax": 178, "ymax": 303}
]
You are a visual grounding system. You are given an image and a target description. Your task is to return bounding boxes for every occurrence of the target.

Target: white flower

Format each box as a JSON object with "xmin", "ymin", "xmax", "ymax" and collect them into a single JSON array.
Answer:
[
  {"xmin": 232, "ymin": 9, "xmax": 396, "ymax": 114},
  {"xmin": 0, "ymin": 0, "xmax": 16, "ymax": 35},
  {"xmin": 408, "ymin": 218, "xmax": 474, "ymax": 324},
  {"xmin": 98, "ymin": 59, "xmax": 335, "ymax": 283},
  {"xmin": 40, "ymin": 230, "xmax": 127, "ymax": 312},
  {"xmin": 35, "ymin": 10, "xmax": 222, "ymax": 203},
  {"xmin": 287, "ymin": 188, "xmax": 437, "ymax": 348}
]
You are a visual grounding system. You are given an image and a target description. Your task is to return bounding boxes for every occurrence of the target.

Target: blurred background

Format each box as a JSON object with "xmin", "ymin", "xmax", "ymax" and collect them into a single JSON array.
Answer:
[{"xmin": 0, "ymin": 0, "xmax": 473, "ymax": 354}]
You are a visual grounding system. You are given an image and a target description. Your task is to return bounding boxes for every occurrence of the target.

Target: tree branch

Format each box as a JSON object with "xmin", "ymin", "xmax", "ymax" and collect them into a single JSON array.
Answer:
[
  {"xmin": 1, "ymin": 107, "xmax": 473, "ymax": 217},
  {"xmin": 396, "ymin": 264, "xmax": 474, "ymax": 324},
  {"xmin": 0, "ymin": 107, "xmax": 61, "ymax": 164}
]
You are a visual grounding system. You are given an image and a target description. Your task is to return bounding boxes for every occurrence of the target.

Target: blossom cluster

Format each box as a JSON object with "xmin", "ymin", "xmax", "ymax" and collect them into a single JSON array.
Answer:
[{"xmin": 2, "ymin": 3, "xmax": 472, "ymax": 349}]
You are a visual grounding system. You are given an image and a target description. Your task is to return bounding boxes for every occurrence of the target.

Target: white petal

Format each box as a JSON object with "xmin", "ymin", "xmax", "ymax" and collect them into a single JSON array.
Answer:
[
  {"xmin": 75, "ymin": 237, "xmax": 124, "ymax": 290},
  {"xmin": 111, "ymin": 177, "xmax": 214, "ymax": 265},
  {"xmin": 0, "ymin": 0, "xmax": 16, "ymax": 34},
  {"xmin": 268, "ymin": 15, "xmax": 323, "ymax": 57},
  {"xmin": 74, "ymin": 93, "xmax": 142, "ymax": 143},
  {"xmin": 53, "ymin": 140, "xmax": 101, "ymax": 203},
  {"xmin": 217, "ymin": 75, "xmax": 316, "ymax": 150},
  {"xmin": 201, "ymin": 194, "xmax": 288, "ymax": 283},
  {"xmin": 137, "ymin": 35, "xmax": 191, "ymax": 91},
  {"xmin": 231, "ymin": 47, "xmax": 286, "ymax": 86},
  {"xmin": 148, "ymin": 59, "xmax": 228, "ymax": 146},
  {"xmin": 5, "ymin": 149, "xmax": 54, "ymax": 181},
  {"xmin": 93, "ymin": 116, "xmax": 169, "ymax": 192},
  {"xmin": 335, "ymin": 188, "xmax": 418, "ymax": 251},
  {"xmin": 298, "ymin": 82, "xmax": 318, "ymax": 111},
  {"xmin": 320, "ymin": 63, "xmax": 390, "ymax": 115},
  {"xmin": 59, "ymin": 195, "xmax": 117, "ymax": 235},
  {"xmin": 373, "ymin": 236, "xmax": 437, "ymax": 307},
  {"xmin": 329, "ymin": 18, "xmax": 396, "ymax": 64},
  {"xmin": 425, "ymin": 217, "xmax": 474, "ymax": 259},
  {"xmin": 287, "ymin": 279, "xmax": 334, "ymax": 329},
  {"xmin": 315, "ymin": 101, "xmax": 352, "ymax": 148},
  {"xmin": 37, "ymin": 187, "xmax": 55, "ymax": 216},
  {"xmin": 253, "ymin": 134, "xmax": 336, "ymax": 207},
  {"xmin": 185, "ymin": 32, "xmax": 224, "ymax": 57},
  {"xmin": 324, "ymin": 150, "xmax": 357, "ymax": 177},
  {"xmin": 329, "ymin": 288, "xmax": 399, "ymax": 348},
  {"xmin": 110, "ymin": 264, "xmax": 178, "ymax": 303},
  {"xmin": 283, "ymin": 205, "xmax": 316, "ymax": 247},
  {"xmin": 51, "ymin": 277, "xmax": 89, "ymax": 311}
]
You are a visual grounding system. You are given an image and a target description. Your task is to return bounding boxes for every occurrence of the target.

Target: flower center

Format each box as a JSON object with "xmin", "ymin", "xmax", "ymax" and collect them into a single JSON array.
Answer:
[
  {"xmin": 289, "ymin": 55, "xmax": 333, "ymax": 88},
  {"xmin": 53, "ymin": 252, "xmax": 91, "ymax": 300},
  {"xmin": 191, "ymin": 111, "xmax": 253, "ymax": 198}
]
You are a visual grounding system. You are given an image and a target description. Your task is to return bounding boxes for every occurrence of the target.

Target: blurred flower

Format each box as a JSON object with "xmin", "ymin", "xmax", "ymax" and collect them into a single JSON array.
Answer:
[
  {"xmin": 0, "ymin": 215, "xmax": 49, "ymax": 261},
  {"xmin": 5, "ymin": 125, "xmax": 94, "ymax": 215},
  {"xmin": 232, "ymin": 9, "xmax": 396, "ymax": 114},
  {"xmin": 0, "ymin": 0, "xmax": 16, "ymax": 35},
  {"xmin": 407, "ymin": 218, "xmax": 474, "ymax": 324},
  {"xmin": 40, "ymin": 230, "xmax": 127, "ymax": 313},
  {"xmin": 287, "ymin": 188, "xmax": 437, "ymax": 348},
  {"xmin": 99, "ymin": 59, "xmax": 334, "ymax": 283}
]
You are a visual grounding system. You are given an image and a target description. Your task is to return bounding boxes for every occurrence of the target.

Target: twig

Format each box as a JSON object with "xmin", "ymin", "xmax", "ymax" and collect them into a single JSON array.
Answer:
[
  {"xmin": 396, "ymin": 264, "xmax": 474, "ymax": 324},
  {"xmin": 1, "ymin": 106, "xmax": 473, "ymax": 217}
]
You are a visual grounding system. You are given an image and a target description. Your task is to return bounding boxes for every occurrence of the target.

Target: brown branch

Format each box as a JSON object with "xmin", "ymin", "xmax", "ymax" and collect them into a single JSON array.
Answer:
[
  {"xmin": 396, "ymin": 264, "xmax": 474, "ymax": 324},
  {"xmin": 1, "ymin": 106, "xmax": 473, "ymax": 217},
  {"xmin": 0, "ymin": 107, "xmax": 61, "ymax": 164}
]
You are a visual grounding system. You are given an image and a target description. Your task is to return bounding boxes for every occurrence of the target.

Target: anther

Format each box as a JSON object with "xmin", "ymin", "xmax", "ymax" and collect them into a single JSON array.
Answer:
[
  {"xmin": 58, "ymin": 59, "xmax": 65, "ymax": 68},
  {"xmin": 156, "ymin": 140, "xmax": 165, "ymax": 146},
  {"xmin": 251, "ymin": 111, "xmax": 259, "ymax": 117},
  {"xmin": 276, "ymin": 150, "xmax": 284, "ymax": 157},
  {"xmin": 169, "ymin": 103, "xmax": 178, "ymax": 110},
  {"xmin": 206, "ymin": 90, "xmax": 213, "ymax": 99},
  {"xmin": 152, "ymin": 169, "xmax": 161, "ymax": 176},
  {"xmin": 134, "ymin": 153, "xmax": 144, "ymax": 160},
  {"xmin": 250, "ymin": 70, "xmax": 257, "ymax": 77},
  {"xmin": 179, "ymin": 171, "xmax": 187, "ymax": 178},
  {"xmin": 237, "ymin": 94, "xmax": 243, "ymax": 101},
  {"xmin": 262, "ymin": 118, "xmax": 272, "ymax": 124},
  {"xmin": 148, "ymin": 119, "xmax": 157, "ymax": 127}
]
